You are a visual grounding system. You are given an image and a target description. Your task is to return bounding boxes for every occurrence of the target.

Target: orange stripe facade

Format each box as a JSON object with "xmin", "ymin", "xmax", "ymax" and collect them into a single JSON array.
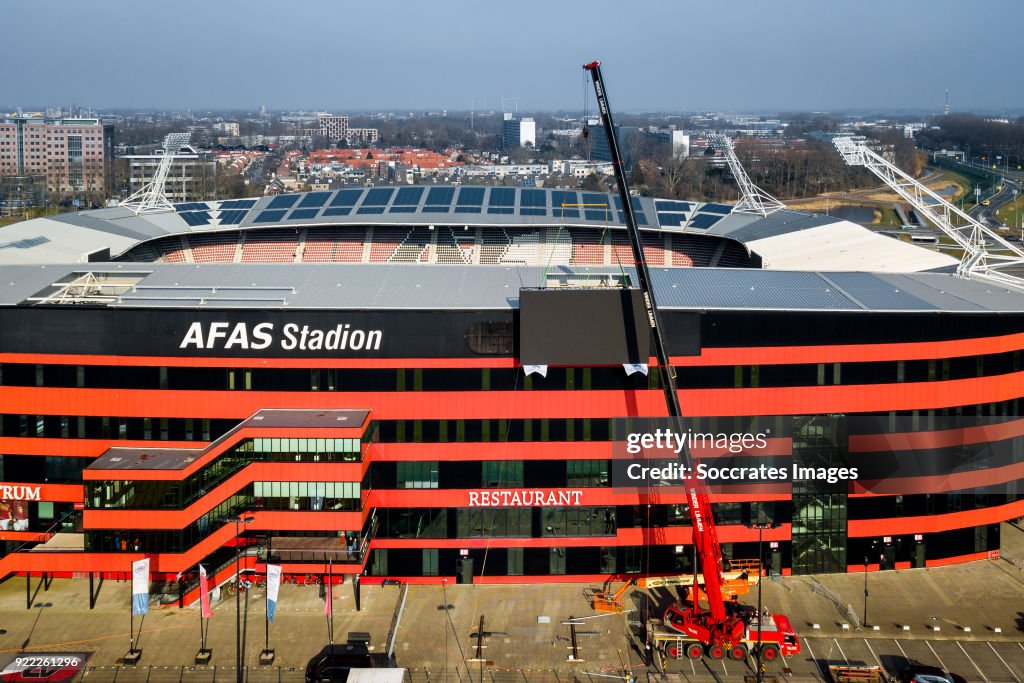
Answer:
[{"xmin": 2, "ymin": 322, "xmax": 1024, "ymax": 588}]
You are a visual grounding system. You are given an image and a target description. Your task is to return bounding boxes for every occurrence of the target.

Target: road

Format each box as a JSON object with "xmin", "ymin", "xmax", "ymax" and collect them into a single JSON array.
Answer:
[
  {"xmin": 939, "ymin": 158, "xmax": 1022, "ymax": 228},
  {"xmin": 968, "ymin": 177, "xmax": 1020, "ymax": 227}
]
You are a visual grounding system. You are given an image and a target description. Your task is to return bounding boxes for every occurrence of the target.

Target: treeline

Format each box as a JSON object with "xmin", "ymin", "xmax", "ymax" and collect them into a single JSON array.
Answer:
[
  {"xmin": 916, "ymin": 114, "xmax": 1024, "ymax": 159},
  {"xmin": 627, "ymin": 133, "xmax": 923, "ymax": 202}
]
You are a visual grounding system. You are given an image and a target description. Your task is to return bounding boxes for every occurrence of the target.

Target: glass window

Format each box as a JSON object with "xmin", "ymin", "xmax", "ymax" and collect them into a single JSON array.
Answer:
[
  {"xmin": 397, "ymin": 462, "xmax": 439, "ymax": 489},
  {"xmin": 423, "ymin": 549, "xmax": 439, "ymax": 576},
  {"xmin": 482, "ymin": 461, "xmax": 523, "ymax": 487},
  {"xmin": 567, "ymin": 460, "xmax": 608, "ymax": 487}
]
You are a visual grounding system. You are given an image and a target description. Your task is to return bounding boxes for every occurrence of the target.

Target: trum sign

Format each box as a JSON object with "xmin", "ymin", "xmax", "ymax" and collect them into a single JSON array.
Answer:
[{"xmin": 0, "ymin": 486, "xmax": 40, "ymax": 501}]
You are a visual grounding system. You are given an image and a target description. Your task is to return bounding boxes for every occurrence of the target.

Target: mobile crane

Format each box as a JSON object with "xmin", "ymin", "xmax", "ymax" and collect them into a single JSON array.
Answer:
[{"xmin": 582, "ymin": 61, "xmax": 801, "ymax": 662}]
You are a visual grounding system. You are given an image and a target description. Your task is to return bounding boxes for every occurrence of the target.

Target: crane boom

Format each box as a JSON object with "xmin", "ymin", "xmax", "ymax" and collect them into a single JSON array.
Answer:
[{"xmin": 583, "ymin": 61, "xmax": 736, "ymax": 641}]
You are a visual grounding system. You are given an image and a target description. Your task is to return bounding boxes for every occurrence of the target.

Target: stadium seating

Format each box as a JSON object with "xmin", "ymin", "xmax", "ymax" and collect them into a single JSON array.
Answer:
[
  {"xmin": 240, "ymin": 229, "xmax": 299, "ymax": 263},
  {"xmin": 115, "ymin": 224, "xmax": 753, "ymax": 269},
  {"xmin": 368, "ymin": 228, "xmax": 411, "ymax": 262},
  {"xmin": 189, "ymin": 233, "xmax": 239, "ymax": 263},
  {"xmin": 568, "ymin": 228, "xmax": 604, "ymax": 265},
  {"xmin": 479, "ymin": 227, "xmax": 513, "ymax": 265},
  {"xmin": 389, "ymin": 228, "xmax": 432, "ymax": 263},
  {"xmin": 436, "ymin": 227, "xmax": 476, "ymax": 265},
  {"xmin": 303, "ymin": 228, "xmax": 366, "ymax": 262}
]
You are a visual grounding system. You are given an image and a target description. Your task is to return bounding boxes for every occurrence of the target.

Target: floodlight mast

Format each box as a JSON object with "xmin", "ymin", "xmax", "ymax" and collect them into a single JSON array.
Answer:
[
  {"xmin": 121, "ymin": 132, "xmax": 193, "ymax": 215},
  {"xmin": 708, "ymin": 134, "xmax": 785, "ymax": 216},
  {"xmin": 832, "ymin": 136, "xmax": 1024, "ymax": 289}
]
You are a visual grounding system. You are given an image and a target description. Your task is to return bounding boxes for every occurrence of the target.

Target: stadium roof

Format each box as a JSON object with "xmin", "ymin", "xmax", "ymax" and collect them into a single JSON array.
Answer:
[
  {"xmin": 2, "ymin": 263, "xmax": 1023, "ymax": 313},
  {"xmin": 0, "ymin": 186, "xmax": 956, "ymax": 273}
]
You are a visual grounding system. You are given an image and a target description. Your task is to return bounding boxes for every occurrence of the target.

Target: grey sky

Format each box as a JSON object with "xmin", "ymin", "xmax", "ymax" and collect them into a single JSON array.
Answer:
[{"xmin": 4, "ymin": 0, "xmax": 1023, "ymax": 113}]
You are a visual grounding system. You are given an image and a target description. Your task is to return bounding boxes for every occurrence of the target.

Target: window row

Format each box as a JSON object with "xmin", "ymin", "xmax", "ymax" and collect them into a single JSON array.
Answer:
[
  {"xmin": 2, "ymin": 351, "xmax": 1022, "ymax": 392},
  {"xmin": 86, "ymin": 437, "xmax": 368, "ymax": 510},
  {"xmin": 374, "ymin": 506, "xmax": 618, "ymax": 539},
  {"xmin": 378, "ymin": 459, "xmax": 609, "ymax": 490}
]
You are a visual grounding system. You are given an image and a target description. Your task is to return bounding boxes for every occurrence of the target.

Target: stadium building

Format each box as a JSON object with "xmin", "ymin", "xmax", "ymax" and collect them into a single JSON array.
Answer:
[{"xmin": 0, "ymin": 185, "xmax": 1022, "ymax": 600}]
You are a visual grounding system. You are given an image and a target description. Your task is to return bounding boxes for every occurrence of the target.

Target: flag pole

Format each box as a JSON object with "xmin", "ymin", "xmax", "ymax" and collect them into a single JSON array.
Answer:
[{"xmin": 328, "ymin": 559, "xmax": 334, "ymax": 646}]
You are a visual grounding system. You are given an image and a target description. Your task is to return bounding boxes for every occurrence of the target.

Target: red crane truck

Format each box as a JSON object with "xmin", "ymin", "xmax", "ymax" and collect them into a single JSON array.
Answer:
[{"xmin": 583, "ymin": 60, "xmax": 801, "ymax": 663}]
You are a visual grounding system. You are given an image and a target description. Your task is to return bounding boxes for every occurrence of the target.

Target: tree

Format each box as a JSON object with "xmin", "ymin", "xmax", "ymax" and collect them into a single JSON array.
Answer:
[{"xmin": 581, "ymin": 173, "xmax": 608, "ymax": 192}]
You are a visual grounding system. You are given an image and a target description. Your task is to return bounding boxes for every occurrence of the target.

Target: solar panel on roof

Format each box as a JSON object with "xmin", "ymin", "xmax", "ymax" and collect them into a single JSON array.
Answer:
[
  {"xmin": 487, "ymin": 207, "xmax": 515, "ymax": 215},
  {"xmin": 423, "ymin": 206, "xmax": 452, "ymax": 213},
  {"xmin": 655, "ymin": 200, "xmax": 692, "ymax": 212},
  {"xmin": 688, "ymin": 214, "xmax": 723, "ymax": 229},
  {"xmin": 330, "ymin": 190, "xmax": 362, "ymax": 207},
  {"xmin": 289, "ymin": 208, "xmax": 320, "ymax": 220},
  {"xmin": 180, "ymin": 211, "xmax": 211, "ymax": 227},
  {"xmin": 657, "ymin": 212, "xmax": 686, "ymax": 227},
  {"xmin": 175, "ymin": 202, "xmax": 210, "ymax": 212},
  {"xmin": 520, "ymin": 208, "xmax": 547, "ymax": 216},
  {"xmin": 362, "ymin": 188, "xmax": 395, "ymax": 206},
  {"xmin": 612, "ymin": 196, "xmax": 648, "ymax": 225},
  {"xmin": 388, "ymin": 206, "xmax": 418, "ymax": 213},
  {"xmin": 489, "ymin": 188, "xmax": 515, "ymax": 207},
  {"xmin": 700, "ymin": 203, "xmax": 732, "ymax": 214},
  {"xmin": 218, "ymin": 209, "xmax": 248, "ymax": 225},
  {"xmin": 298, "ymin": 192, "xmax": 332, "ymax": 208},
  {"xmin": 254, "ymin": 209, "xmax": 288, "ymax": 223},
  {"xmin": 322, "ymin": 207, "xmax": 352, "ymax": 217},
  {"xmin": 453, "ymin": 206, "xmax": 480, "ymax": 214},
  {"xmin": 426, "ymin": 187, "xmax": 456, "ymax": 206},
  {"xmin": 219, "ymin": 199, "xmax": 257, "ymax": 210},
  {"xmin": 550, "ymin": 191, "xmax": 580, "ymax": 219},
  {"xmin": 521, "ymin": 189, "xmax": 546, "ymax": 207},
  {"xmin": 394, "ymin": 187, "xmax": 425, "ymax": 205},
  {"xmin": 267, "ymin": 194, "xmax": 300, "ymax": 209},
  {"xmin": 456, "ymin": 187, "xmax": 485, "ymax": 206},
  {"xmin": 356, "ymin": 206, "xmax": 386, "ymax": 215}
]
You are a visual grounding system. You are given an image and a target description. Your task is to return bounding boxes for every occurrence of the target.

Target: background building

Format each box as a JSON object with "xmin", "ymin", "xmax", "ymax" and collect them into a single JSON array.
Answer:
[
  {"xmin": 316, "ymin": 115, "xmax": 379, "ymax": 145},
  {"xmin": 503, "ymin": 114, "xmax": 536, "ymax": 149},
  {"xmin": 0, "ymin": 114, "xmax": 114, "ymax": 200}
]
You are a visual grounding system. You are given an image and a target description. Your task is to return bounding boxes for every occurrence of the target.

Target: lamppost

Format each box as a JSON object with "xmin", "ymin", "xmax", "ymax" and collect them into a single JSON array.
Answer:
[
  {"xmin": 221, "ymin": 515, "xmax": 255, "ymax": 683},
  {"xmin": 863, "ymin": 555, "xmax": 870, "ymax": 629},
  {"xmin": 749, "ymin": 521, "xmax": 776, "ymax": 683}
]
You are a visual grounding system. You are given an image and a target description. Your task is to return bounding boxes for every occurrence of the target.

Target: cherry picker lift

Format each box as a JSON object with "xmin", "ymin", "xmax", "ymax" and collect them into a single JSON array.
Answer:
[{"xmin": 582, "ymin": 60, "xmax": 801, "ymax": 662}]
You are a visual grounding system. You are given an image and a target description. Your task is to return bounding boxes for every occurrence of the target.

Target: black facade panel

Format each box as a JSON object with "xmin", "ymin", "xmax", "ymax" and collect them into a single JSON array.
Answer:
[
  {"xmin": 0, "ymin": 307, "xmax": 515, "ymax": 359},
  {"xmin": 518, "ymin": 288, "xmax": 661, "ymax": 365}
]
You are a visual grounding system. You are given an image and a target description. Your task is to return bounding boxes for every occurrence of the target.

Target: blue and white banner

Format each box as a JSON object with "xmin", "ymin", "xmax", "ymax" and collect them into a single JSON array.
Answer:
[
  {"xmin": 131, "ymin": 558, "xmax": 150, "ymax": 615},
  {"xmin": 623, "ymin": 363, "xmax": 649, "ymax": 376},
  {"xmin": 266, "ymin": 564, "xmax": 282, "ymax": 623}
]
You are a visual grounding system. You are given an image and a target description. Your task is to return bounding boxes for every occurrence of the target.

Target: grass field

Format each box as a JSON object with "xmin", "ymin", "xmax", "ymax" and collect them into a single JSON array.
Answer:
[{"xmin": 996, "ymin": 193, "xmax": 1024, "ymax": 228}]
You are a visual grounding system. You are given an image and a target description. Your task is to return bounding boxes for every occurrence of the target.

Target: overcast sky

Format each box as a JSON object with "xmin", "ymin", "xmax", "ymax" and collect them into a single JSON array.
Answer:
[{"xmin": 4, "ymin": 0, "xmax": 1022, "ymax": 113}]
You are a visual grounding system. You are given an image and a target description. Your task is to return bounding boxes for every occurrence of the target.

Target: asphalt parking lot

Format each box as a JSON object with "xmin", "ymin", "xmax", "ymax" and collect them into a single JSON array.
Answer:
[{"xmin": 5, "ymin": 525, "xmax": 1024, "ymax": 682}]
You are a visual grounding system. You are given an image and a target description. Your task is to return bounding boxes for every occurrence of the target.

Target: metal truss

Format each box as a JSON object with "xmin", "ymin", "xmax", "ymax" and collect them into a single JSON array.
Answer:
[
  {"xmin": 708, "ymin": 134, "xmax": 786, "ymax": 216},
  {"xmin": 120, "ymin": 132, "xmax": 192, "ymax": 215},
  {"xmin": 833, "ymin": 136, "xmax": 1024, "ymax": 288}
]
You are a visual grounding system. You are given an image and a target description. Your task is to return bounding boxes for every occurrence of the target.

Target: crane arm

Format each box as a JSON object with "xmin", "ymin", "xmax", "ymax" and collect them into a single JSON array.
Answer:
[{"xmin": 583, "ymin": 60, "xmax": 728, "ymax": 625}]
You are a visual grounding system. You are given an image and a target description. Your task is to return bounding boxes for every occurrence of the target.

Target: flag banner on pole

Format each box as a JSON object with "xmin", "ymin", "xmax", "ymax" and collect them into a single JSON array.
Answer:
[
  {"xmin": 131, "ymin": 558, "xmax": 150, "ymax": 615},
  {"xmin": 199, "ymin": 564, "xmax": 212, "ymax": 619},
  {"xmin": 266, "ymin": 564, "xmax": 282, "ymax": 623},
  {"xmin": 324, "ymin": 563, "xmax": 332, "ymax": 616}
]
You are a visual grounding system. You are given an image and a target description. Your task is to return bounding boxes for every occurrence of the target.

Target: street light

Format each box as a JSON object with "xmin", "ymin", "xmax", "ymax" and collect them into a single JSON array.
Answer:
[
  {"xmin": 748, "ymin": 521, "xmax": 776, "ymax": 683},
  {"xmin": 220, "ymin": 515, "xmax": 255, "ymax": 683},
  {"xmin": 863, "ymin": 555, "xmax": 870, "ymax": 629}
]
